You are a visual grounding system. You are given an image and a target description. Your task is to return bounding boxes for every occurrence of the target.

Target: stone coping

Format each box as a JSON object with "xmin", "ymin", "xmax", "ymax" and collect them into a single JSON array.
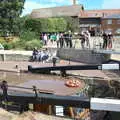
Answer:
[{"xmin": 0, "ymin": 50, "xmax": 32, "ymax": 56}]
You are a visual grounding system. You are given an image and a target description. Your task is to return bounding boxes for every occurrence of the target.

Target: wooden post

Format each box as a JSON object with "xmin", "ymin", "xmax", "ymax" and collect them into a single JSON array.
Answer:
[
  {"xmin": 69, "ymin": 107, "xmax": 75, "ymax": 118},
  {"xmin": 48, "ymin": 105, "xmax": 52, "ymax": 115}
]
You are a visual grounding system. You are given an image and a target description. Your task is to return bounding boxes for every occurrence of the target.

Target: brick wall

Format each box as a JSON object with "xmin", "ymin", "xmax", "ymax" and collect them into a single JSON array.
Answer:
[{"xmin": 101, "ymin": 18, "xmax": 120, "ymax": 35}]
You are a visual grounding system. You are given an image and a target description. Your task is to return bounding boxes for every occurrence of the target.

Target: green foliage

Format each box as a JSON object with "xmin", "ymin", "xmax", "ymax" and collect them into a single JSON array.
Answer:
[
  {"xmin": 63, "ymin": 17, "xmax": 79, "ymax": 32},
  {"xmin": 55, "ymin": 18, "xmax": 67, "ymax": 32},
  {"xmin": 0, "ymin": 37, "xmax": 4, "ymax": 43},
  {"xmin": 23, "ymin": 16, "xmax": 78, "ymax": 33},
  {"xmin": 20, "ymin": 30, "xmax": 39, "ymax": 41},
  {"xmin": 2, "ymin": 42, "xmax": 13, "ymax": 50},
  {"xmin": 24, "ymin": 17, "xmax": 67, "ymax": 33},
  {"xmin": 24, "ymin": 39, "xmax": 43, "ymax": 50},
  {"xmin": 0, "ymin": 0, "xmax": 25, "ymax": 36},
  {"xmin": 25, "ymin": 18, "xmax": 42, "ymax": 33},
  {"xmin": 1, "ymin": 38, "xmax": 43, "ymax": 50}
]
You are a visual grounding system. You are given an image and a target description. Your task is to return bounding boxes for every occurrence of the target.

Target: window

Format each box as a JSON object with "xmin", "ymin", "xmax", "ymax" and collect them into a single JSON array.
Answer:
[
  {"xmin": 107, "ymin": 20, "xmax": 112, "ymax": 24},
  {"xmin": 117, "ymin": 19, "xmax": 120, "ymax": 24},
  {"xmin": 105, "ymin": 29, "xmax": 112, "ymax": 34},
  {"xmin": 115, "ymin": 29, "xmax": 120, "ymax": 34}
]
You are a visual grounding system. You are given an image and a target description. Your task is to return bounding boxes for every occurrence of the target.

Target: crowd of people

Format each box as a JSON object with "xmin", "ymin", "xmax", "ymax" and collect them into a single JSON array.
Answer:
[
  {"xmin": 40, "ymin": 30, "xmax": 94, "ymax": 49},
  {"xmin": 32, "ymin": 47, "xmax": 58, "ymax": 66},
  {"xmin": 79, "ymin": 30, "xmax": 91, "ymax": 49},
  {"xmin": 40, "ymin": 31, "xmax": 73, "ymax": 48},
  {"xmin": 102, "ymin": 32, "xmax": 114, "ymax": 49},
  {"xmin": 31, "ymin": 30, "xmax": 115, "ymax": 64},
  {"xmin": 39, "ymin": 30, "xmax": 114, "ymax": 51},
  {"xmin": 32, "ymin": 48, "xmax": 49, "ymax": 62}
]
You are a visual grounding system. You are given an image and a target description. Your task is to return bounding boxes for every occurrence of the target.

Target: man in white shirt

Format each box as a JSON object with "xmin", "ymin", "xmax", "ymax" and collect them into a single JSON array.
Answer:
[{"xmin": 43, "ymin": 34, "xmax": 48, "ymax": 45}]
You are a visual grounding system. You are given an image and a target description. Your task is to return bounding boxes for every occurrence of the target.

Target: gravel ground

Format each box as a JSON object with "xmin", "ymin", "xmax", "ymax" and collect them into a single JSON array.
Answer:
[{"xmin": 0, "ymin": 108, "xmax": 71, "ymax": 120}]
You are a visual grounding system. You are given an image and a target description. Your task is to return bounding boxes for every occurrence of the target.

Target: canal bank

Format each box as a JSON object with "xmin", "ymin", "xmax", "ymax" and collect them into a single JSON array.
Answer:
[
  {"xmin": 57, "ymin": 48, "xmax": 111, "ymax": 64},
  {"xmin": 0, "ymin": 49, "xmax": 111, "ymax": 64},
  {"xmin": 0, "ymin": 50, "xmax": 32, "ymax": 61}
]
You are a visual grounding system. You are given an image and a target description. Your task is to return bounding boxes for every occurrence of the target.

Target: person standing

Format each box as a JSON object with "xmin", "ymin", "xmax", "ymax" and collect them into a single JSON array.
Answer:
[
  {"xmin": 68, "ymin": 31, "xmax": 72, "ymax": 48},
  {"xmin": 102, "ymin": 32, "xmax": 108, "ymax": 49},
  {"xmin": 56, "ymin": 33, "xmax": 60, "ymax": 48},
  {"xmin": 64, "ymin": 32, "xmax": 69, "ymax": 48},
  {"xmin": 43, "ymin": 34, "xmax": 48, "ymax": 45},
  {"xmin": 80, "ymin": 31, "xmax": 86, "ymax": 49},
  {"xmin": 59, "ymin": 33, "xmax": 64, "ymax": 48},
  {"xmin": 1, "ymin": 81, "xmax": 8, "ymax": 101},
  {"xmin": 53, "ymin": 33, "xmax": 57, "ymax": 45},
  {"xmin": 84, "ymin": 31, "xmax": 90, "ymax": 49},
  {"xmin": 107, "ymin": 32, "xmax": 114, "ymax": 49},
  {"xmin": 52, "ymin": 57, "xmax": 57, "ymax": 66}
]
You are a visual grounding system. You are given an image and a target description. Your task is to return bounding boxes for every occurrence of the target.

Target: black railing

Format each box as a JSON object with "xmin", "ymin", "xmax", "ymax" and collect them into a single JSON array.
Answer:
[{"xmin": 0, "ymin": 81, "xmax": 90, "ymax": 113}]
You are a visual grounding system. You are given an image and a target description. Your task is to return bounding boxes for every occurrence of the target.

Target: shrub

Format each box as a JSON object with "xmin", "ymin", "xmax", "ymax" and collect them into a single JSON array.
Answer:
[
  {"xmin": 0, "ymin": 37, "xmax": 43, "ymax": 50},
  {"xmin": 24, "ymin": 39, "xmax": 43, "ymax": 50},
  {"xmin": 0, "ymin": 37, "xmax": 4, "ymax": 43},
  {"xmin": 2, "ymin": 42, "xmax": 13, "ymax": 50},
  {"xmin": 20, "ymin": 30, "xmax": 39, "ymax": 41}
]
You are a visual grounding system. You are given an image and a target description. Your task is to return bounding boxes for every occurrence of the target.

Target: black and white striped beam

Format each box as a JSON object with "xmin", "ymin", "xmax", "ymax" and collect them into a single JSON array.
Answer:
[
  {"xmin": 28, "ymin": 64, "xmax": 120, "ymax": 73},
  {"xmin": 91, "ymin": 98, "xmax": 120, "ymax": 112}
]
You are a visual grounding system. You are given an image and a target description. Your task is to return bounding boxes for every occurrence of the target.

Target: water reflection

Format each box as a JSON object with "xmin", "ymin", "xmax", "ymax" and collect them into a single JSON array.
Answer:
[
  {"xmin": 0, "ymin": 71, "xmax": 66, "ymax": 85},
  {"xmin": 0, "ymin": 71, "xmax": 85, "ymax": 95}
]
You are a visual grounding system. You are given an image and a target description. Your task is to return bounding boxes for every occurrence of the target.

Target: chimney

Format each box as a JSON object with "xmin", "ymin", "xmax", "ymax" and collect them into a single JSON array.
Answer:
[{"xmin": 73, "ymin": 0, "xmax": 76, "ymax": 5}]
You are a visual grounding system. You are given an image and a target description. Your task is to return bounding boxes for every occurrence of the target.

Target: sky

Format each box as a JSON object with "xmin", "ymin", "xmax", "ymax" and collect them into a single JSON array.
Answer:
[{"xmin": 22, "ymin": 0, "xmax": 120, "ymax": 16}]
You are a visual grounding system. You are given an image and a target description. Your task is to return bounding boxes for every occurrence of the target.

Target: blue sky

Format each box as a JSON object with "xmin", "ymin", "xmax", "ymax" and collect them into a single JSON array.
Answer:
[{"xmin": 22, "ymin": 0, "xmax": 120, "ymax": 16}]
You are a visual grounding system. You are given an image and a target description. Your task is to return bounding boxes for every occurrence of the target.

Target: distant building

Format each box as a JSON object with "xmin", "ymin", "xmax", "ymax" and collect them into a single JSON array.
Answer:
[
  {"xmin": 31, "ymin": 6, "xmax": 120, "ymax": 35},
  {"xmin": 79, "ymin": 9, "xmax": 120, "ymax": 35},
  {"xmin": 102, "ymin": 14, "xmax": 120, "ymax": 35},
  {"xmin": 31, "ymin": 5, "xmax": 84, "ymax": 18}
]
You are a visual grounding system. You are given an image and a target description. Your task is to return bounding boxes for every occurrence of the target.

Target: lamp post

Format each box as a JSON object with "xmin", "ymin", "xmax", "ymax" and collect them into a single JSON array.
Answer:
[{"xmin": 73, "ymin": 0, "xmax": 76, "ymax": 5}]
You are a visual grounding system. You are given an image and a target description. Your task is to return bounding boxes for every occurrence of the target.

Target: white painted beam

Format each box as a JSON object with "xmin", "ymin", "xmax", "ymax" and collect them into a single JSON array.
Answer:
[
  {"xmin": 101, "ymin": 64, "xmax": 119, "ymax": 70},
  {"xmin": 94, "ymin": 50, "xmax": 120, "ymax": 55},
  {"xmin": 91, "ymin": 98, "xmax": 120, "ymax": 112}
]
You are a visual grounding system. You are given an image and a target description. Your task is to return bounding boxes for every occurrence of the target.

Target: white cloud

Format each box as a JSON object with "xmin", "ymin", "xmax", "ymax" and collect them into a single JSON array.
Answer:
[
  {"xmin": 102, "ymin": 0, "xmax": 120, "ymax": 9},
  {"xmin": 22, "ymin": 1, "xmax": 56, "ymax": 16}
]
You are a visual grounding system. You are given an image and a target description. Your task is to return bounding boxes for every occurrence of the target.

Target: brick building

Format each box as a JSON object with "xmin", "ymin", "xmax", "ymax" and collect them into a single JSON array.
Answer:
[
  {"xmin": 79, "ymin": 9, "xmax": 120, "ymax": 35},
  {"xmin": 31, "ymin": 5, "xmax": 120, "ymax": 35},
  {"xmin": 101, "ymin": 14, "xmax": 120, "ymax": 35}
]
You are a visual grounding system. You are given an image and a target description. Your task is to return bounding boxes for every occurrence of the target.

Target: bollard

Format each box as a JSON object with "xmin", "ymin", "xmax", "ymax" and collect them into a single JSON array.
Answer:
[
  {"xmin": 52, "ymin": 57, "xmax": 57, "ymax": 66},
  {"xmin": 33, "ymin": 86, "xmax": 38, "ymax": 98}
]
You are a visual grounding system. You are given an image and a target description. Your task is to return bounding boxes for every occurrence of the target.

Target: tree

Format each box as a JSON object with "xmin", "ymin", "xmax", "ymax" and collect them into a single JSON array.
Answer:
[
  {"xmin": 25, "ymin": 18, "xmax": 42, "ymax": 33},
  {"xmin": 64, "ymin": 17, "xmax": 79, "ymax": 32},
  {"xmin": 0, "ymin": 0, "xmax": 25, "ymax": 36},
  {"xmin": 24, "ymin": 17, "xmax": 67, "ymax": 33}
]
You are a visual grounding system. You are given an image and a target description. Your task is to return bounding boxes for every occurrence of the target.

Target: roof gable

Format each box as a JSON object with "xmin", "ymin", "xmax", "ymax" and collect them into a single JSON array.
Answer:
[{"xmin": 31, "ymin": 5, "xmax": 83, "ymax": 18}]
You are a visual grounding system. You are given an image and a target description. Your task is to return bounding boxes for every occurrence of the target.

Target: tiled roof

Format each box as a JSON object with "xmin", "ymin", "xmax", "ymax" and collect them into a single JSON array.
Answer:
[
  {"xmin": 31, "ymin": 5, "xmax": 83, "ymax": 18},
  {"xmin": 79, "ymin": 9, "xmax": 120, "ymax": 18}
]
